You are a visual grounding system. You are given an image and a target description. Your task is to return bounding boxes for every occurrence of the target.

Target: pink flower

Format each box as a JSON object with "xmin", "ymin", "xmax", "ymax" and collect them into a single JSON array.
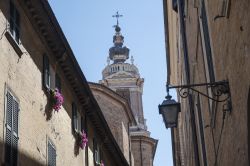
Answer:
[
  {"xmin": 100, "ymin": 160, "xmax": 105, "ymax": 166},
  {"xmin": 79, "ymin": 130, "xmax": 88, "ymax": 149},
  {"xmin": 51, "ymin": 88, "xmax": 64, "ymax": 112}
]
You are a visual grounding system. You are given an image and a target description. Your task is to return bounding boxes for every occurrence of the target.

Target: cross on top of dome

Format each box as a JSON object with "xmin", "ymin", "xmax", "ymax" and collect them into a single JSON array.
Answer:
[
  {"xmin": 112, "ymin": 11, "xmax": 123, "ymax": 27},
  {"xmin": 109, "ymin": 12, "xmax": 129, "ymax": 64}
]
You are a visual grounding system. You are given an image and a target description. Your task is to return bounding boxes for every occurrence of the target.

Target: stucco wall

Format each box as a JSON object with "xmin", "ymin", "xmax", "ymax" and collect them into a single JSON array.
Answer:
[{"xmin": 0, "ymin": 1, "xmax": 119, "ymax": 165}]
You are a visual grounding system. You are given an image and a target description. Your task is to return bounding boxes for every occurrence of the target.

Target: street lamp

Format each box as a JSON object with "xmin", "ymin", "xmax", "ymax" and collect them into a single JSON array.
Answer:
[
  {"xmin": 159, "ymin": 81, "xmax": 232, "ymax": 129},
  {"xmin": 158, "ymin": 86, "xmax": 180, "ymax": 129}
]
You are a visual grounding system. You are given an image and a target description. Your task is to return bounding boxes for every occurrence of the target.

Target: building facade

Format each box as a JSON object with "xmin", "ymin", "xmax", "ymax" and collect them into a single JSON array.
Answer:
[
  {"xmin": 98, "ymin": 23, "xmax": 158, "ymax": 166},
  {"xmin": 89, "ymin": 82, "xmax": 136, "ymax": 165},
  {"xmin": 163, "ymin": 0, "xmax": 250, "ymax": 166},
  {"xmin": 0, "ymin": 0, "xmax": 129, "ymax": 165}
]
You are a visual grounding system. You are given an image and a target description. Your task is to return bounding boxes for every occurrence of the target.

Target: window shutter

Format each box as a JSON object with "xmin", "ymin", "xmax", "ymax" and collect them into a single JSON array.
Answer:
[
  {"xmin": 14, "ymin": 10, "xmax": 20, "ymax": 43},
  {"xmin": 81, "ymin": 116, "xmax": 84, "ymax": 131},
  {"xmin": 9, "ymin": 1, "xmax": 20, "ymax": 43},
  {"xmin": 93, "ymin": 138, "xmax": 97, "ymax": 164},
  {"xmin": 9, "ymin": 1, "xmax": 14, "ymax": 34},
  {"xmin": 43, "ymin": 55, "xmax": 50, "ymax": 89},
  {"xmin": 5, "ymin": 92, "xmax": 13, "ymax": 165},
  {"xmin": 48, "ymin": 141, "xmax": 56, "ymax": 166},
  {"xmin": 5, "ymin": 92, "xmax": 19, "ymax": 166},
  {"xmin": 93, "ymin": 138, "xmax": 100, "ymax": 164},
  {"xmin": 72, "ymin": 103, "xmax": 78, "ymax": 132},
  {"xmin": 12, "ymin": 100, "xmax": 19, "ymax": 166},
  {"xmin": 172, "ymin": 0, "xmax": 178, "ymax": 12},
  {"xmin": 55, "ymin": 74, "xmax": 61, "ymax": 92}
]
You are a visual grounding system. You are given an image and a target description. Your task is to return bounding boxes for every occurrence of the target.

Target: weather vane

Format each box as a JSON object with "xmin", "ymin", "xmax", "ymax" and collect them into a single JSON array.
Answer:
[{"xmin": 112, "ymin": 11, "xmax": 123, "ymax": 26}]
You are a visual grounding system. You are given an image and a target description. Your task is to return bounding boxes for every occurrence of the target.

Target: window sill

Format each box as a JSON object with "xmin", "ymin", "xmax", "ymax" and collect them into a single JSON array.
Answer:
[{"xmin": 5, "ymin": 31, "xmax": 23, "ymax": 57}]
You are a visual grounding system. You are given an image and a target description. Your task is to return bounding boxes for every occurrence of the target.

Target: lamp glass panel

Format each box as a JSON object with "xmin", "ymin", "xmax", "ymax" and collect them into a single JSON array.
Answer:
[{"xmin": 162, "ymin": 104, "xmax": 178, "ymax": 127}]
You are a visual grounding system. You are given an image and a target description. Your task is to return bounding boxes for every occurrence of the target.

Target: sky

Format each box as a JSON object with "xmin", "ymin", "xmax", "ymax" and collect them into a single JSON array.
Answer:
[{"xmin": 49, "ymin": 1, "xmax": 173, "ymax": 165}]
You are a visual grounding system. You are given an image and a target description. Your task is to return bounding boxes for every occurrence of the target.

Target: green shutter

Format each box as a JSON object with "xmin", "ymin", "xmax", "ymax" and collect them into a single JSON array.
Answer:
[
  {"xmin": 81, "ymin": 116, "xmax": 84, "ymax": 131},
  {"xmin": 12, "ymin": 100, "xmax": 19, "ymax": 166},
  {"xmin": 55, "ymin": 74, "xmax": 61, "ymax": 92},
  {"xmin": 72, "ymin": 103, "xmax": 77, "ymax": 132},
  {"xmin": 9, "ymin": 1, "xmax": 20, "ymax": 43},
  {"xmin": 93, "ymin": 138, "xmax": 100, "ymax": 164},
  {"xmin": 5, "ymin": 92, "xmax": 13, "ymax": 165},
  {"xmin": 43, "ymin": 55, "xmax": 50, "ymax": 89},
  {"xmin": 5, "ymin": 92, "xmax": 19, "ymax": 166},
  {"xmin": 9, "ymin": 1, "xmax": 14, "ymax": 35},
  {"xmin": 15, "ymin": 9, "xmax": 20, "ymax": 43}
]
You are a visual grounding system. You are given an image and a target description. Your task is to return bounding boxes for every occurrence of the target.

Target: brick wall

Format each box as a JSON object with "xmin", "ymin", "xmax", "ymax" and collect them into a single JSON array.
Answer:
[
  {"xmin": 91, "ymin": 87, "xmax": 131, "ymax": 163},
  {"xmin": 165, "ymin": 0, "xmax": 250, "ymax": 165}
]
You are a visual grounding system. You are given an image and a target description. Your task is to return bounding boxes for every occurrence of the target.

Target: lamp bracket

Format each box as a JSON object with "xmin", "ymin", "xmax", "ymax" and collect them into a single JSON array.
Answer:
[{"xmin": 168, "ymin": 80, "xmax": 231, "ymax": 103}]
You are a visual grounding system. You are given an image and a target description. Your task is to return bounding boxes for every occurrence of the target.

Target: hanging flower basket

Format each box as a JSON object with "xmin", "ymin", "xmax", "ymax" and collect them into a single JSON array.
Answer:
[
  {"xmin": 50, "ymin": 88, "xmax": 64, "ymax": 112},
  {"xmin": 78, "ymin": 130, "xmax": 88, "ymax": 149},
  {"xmin": 99, "ymin": 160, "xmax": 105, "ymax": 166}
]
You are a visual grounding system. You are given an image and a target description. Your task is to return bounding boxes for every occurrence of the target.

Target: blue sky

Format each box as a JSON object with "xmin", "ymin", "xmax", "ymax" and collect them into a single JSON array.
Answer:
[{"xmin": 49, "ymin": 1, "xmax": 173, "ymax": 165}]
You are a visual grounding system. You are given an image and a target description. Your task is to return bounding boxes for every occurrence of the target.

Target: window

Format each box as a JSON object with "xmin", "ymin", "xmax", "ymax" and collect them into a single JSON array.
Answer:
[
  {"xmin": 81, "ymin": 116, "xmax": 85, "ymax": 131},
  {"xmin": 72, "ymin": 103, "xmax": 84, "ymax": 133},
  {"xmin": 43, "ymin": 55, "xmax": 50, "ymax": 89},
  {"xmin": 43, "ymin": 55, "xmax": 60, "ymax": 92},
  {"xmin": 48, "ymin": 140, "xmax": 56, "ymax": 166},
  {"xmin": 93, "ymin": 138, "xmax": 101, "ymax": 165},
  {"xmin": 9, "ymin": 1, "xmax": 20, "ymax": 43},
  {"xmin": 116, "ymin": 89, "xmax": 130, "ymax": 103},
  {"xmin": 172, "ymin": 0, "xmax": 178, "ymax": 12},
  {"xmin": 5, "ymin": 91, "xmax": 19, "ymax": 166},
  {"xmin": 72, "ymin": 102, "xmax": 78, "ymax": 132},
  {"xmin": 55, "ymin": 74, "xmax": 61, "ymax": 92}
]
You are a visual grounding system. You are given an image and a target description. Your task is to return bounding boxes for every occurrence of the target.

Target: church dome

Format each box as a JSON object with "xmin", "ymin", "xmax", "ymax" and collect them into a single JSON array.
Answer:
[
  {"xmin": 102, "ymin": 23, "xmax": 140, "ymax": 79},
  {"xmin": 109, "ymin": 25, "xmax": 129, "ymax": 63}
]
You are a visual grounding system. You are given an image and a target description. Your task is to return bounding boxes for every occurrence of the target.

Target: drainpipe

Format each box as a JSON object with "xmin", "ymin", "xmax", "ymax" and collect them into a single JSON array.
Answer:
[{"xmin": 176, "ymin": 0, "xmax": 200, "ymax": 166}]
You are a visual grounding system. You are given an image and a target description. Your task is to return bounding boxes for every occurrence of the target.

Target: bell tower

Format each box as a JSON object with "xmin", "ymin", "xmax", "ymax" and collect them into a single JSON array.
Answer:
[
  {"xmin": 100, "ymin": 13, "xmax": 146, "ymax": 128},
  {"xmin": 99, "ymin": 12, "xmax": 158, "ymax": 166}
]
